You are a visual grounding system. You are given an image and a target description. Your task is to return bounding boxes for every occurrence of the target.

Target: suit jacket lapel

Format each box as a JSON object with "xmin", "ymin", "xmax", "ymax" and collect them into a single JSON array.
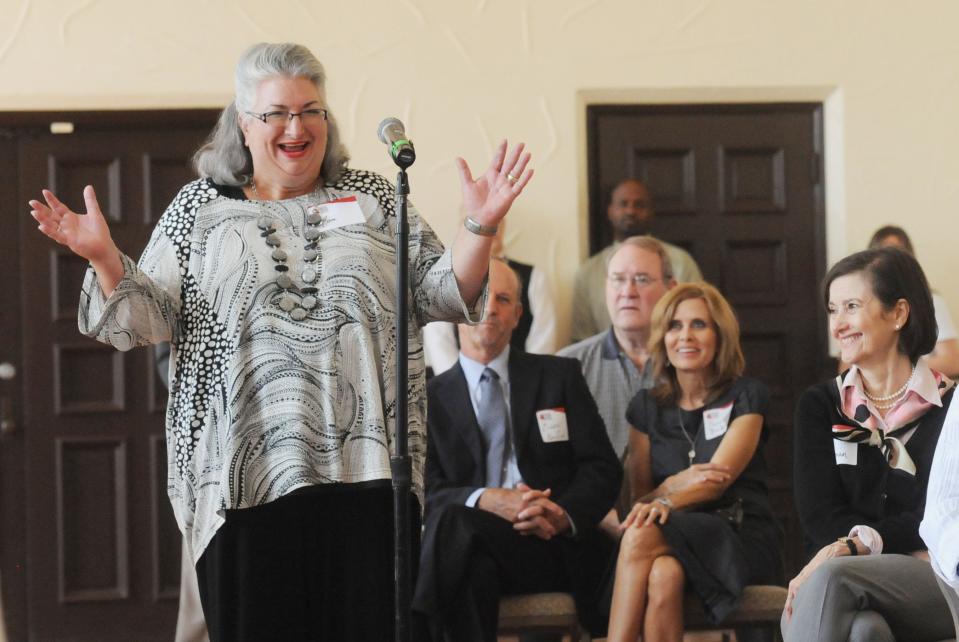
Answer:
[
  {"xmin": 508, "ymin": 350, "xmax": 539, "ymax": 464},
  {"xmin": 443, "ymin": 363, "xmax": 485, "ymax": 475}
]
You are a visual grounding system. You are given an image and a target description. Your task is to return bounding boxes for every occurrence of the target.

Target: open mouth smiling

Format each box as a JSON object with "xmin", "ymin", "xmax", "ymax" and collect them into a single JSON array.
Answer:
[{"xmin": 279, "ymin": 141, "xmax": 309, "ymax": 153}]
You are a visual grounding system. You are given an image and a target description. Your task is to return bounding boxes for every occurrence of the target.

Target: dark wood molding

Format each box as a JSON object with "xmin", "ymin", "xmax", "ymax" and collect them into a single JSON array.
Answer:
[
  {"xmin": 2, "ymin": 108, "xmax": 218, "ymax": 640},
  {"xmin": 0, "ymin": 109, "xmax": 222, "ymax": 133}
]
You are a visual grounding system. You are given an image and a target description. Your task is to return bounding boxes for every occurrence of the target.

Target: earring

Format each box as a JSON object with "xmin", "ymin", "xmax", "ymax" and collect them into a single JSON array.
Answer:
[{"xmin": 895, "ymin": 324, "xmax": 901, "ymax": 330}]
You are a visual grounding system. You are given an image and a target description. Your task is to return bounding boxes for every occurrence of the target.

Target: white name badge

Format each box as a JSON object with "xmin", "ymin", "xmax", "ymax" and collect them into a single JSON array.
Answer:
[
  {"xmin": 312, "ymin": 196, "xmax": 366, "ymax": 231},
  {"xmin": 834, "ymin": 439, "xmax": 858, "ymax": 466},
  {"xmin": 536, "ymin": 408, "xmax": 569, "ymax": 443},
  {"xmin": 703, "ymin": 402, "xmax": 734, "ymax": 440}
]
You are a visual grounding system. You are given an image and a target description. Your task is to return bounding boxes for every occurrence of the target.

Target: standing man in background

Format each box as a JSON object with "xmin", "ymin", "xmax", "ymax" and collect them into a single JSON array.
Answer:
[{"xmin": 570, "ymin": 178, "xmax": 701, "ymax": 343}]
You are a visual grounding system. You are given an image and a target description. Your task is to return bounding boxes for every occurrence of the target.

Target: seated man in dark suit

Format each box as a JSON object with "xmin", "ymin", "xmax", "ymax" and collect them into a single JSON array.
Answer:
[{"xmin": 413, "ymin": 258, "xmax": 622, "ymax": 642}]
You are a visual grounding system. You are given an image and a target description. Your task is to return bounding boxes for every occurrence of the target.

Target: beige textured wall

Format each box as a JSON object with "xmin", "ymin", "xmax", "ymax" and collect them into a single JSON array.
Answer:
[{"xmin": 3, "ymin": 0, "xmax": 956, "ymax": 342}]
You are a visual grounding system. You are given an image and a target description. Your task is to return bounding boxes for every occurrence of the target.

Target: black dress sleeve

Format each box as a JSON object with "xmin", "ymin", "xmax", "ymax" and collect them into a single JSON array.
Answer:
[{"xmin": 730, "ymin": 377, "xmax": 770, "ymax": 420}]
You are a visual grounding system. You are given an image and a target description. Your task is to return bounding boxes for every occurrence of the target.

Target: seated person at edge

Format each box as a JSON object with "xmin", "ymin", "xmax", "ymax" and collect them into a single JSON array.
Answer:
[
  {"xmin": 782, "ymin": 247, "xmax": 956, "ymax": 642},
  {"xmin": 921, "ymin": 391, "xmax": 959, "ymax": 634},
  {"xmin": 413, "ymin": 258, "xmax": 622, "ymax": 642},
  {"xmin": 28, "ymin": 42, "xmax": 533, "ymax": 641},
  {"xmin": 868, "ymin": 225, "xmax": 959, "ymax": 377},
  {"xmin": 605, "ymin": 282, "xmax": 782, "ymax": 642},
  {"xmin": 423, "ymin": 216, "xmax": 559, "ymax": 374}
]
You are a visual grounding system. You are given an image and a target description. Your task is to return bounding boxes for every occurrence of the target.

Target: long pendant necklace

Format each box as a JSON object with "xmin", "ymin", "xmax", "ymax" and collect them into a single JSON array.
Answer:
[
  {"xmin": 251, "ymin": 179, "xmax": 330, "ymax": 320},
  {"xmin": 677, "ymin": 408, "xmax": 699, "ymax": 466}
]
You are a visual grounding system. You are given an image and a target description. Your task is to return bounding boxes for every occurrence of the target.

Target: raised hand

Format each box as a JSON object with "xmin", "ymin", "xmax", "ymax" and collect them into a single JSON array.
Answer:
[
  {"xmin": 30, "ymin": 186, "xmax": 118, "ymax": 264},
  {"xmin": 30, "ymin": 185, "xmax": 124, "ymax": 294},
  {"xmin": 456, "ymin": 140, "xmax": 533, "ymax": 228}
]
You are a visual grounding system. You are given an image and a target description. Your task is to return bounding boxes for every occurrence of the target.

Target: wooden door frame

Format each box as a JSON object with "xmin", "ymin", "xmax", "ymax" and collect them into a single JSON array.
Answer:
[
  {"xmin": 0, "ymin": 109, "xmax": 219, "ymax": 642},
  {"xmin": 574, "ymin": 90, "xmax": 844, "ymax": 250},
  {"xmin": 582, "ymin": 100, "xmax": 834, "ymax": 576},
  {"xmin": 578, "ymin": 96, "xmax": 834, "ymax": 374},
  {"xmin": 0, "ymin": 128, "xmax": 26, "ymax": 642}
]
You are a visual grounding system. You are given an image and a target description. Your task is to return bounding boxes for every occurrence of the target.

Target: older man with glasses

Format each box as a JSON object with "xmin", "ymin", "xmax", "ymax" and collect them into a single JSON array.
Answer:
[{"xmin": 559, "ymin": 236, "xmax": 676, "ymax": 526}]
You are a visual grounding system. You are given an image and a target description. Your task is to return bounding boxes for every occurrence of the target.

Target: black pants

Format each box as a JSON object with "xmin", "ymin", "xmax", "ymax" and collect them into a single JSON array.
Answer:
[
  {"xmin": 196, "ymin": 482, "xmax": 420, "ymax": 642},
  {"xmin": 413, "ymin": 504, "xmax": 614, "ymax": 642}
]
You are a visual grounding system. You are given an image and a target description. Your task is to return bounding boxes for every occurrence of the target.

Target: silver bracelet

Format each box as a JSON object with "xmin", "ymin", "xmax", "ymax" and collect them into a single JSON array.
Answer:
[
  {"xmin": 654, "ymin": 497, "xmax": 674, "ymax": 509},
  {"xmin": 463, "ymin": 216, "xmax": 498, "ymax": 237}
]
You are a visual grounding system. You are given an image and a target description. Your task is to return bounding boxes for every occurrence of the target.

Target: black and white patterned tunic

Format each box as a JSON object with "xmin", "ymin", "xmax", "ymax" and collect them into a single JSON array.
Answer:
[{"xmin": 78, "ymin": 169, "xmax": 482, "ymax": 562}]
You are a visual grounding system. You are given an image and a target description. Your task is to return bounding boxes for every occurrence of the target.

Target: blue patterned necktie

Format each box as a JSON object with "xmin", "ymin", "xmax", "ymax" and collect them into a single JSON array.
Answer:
[{"xmin": 476, "ymin": 368, "xmax": 510, "ymax": 487}]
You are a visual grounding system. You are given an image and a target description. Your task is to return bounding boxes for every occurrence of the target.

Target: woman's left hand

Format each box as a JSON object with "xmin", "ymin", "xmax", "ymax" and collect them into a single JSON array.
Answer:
[
  {"xmin": 621, "ymin": 499, "xmax": 672, "ymax": 531},
  {"xmin": 783, "ymin": 540, "xmax": 854, "ymax": 620},
  {"xmin": 456, "ymin": 140, "xmax": 532, "ymax": 227}
]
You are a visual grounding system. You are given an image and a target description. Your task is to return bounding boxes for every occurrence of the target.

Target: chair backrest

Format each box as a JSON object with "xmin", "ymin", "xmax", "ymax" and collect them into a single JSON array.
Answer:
[{"xmin": 498, "ymin": 592, "xmax": 590, "ymax": 641}]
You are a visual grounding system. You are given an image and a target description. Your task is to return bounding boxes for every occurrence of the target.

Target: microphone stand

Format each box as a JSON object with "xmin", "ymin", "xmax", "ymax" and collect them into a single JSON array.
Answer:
[{"xmin": 390, "ymin": 151, "xmax": 414, "ymax": 642}]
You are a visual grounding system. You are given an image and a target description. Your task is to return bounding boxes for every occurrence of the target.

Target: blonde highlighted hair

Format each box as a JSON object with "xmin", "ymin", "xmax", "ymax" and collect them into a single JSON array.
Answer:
[{"xmin": 648, "ymin": 281, "xmax": 745, "ymax": 406}]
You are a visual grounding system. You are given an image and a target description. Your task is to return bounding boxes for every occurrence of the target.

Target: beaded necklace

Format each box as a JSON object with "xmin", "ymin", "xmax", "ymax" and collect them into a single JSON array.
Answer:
[
  {"xmin": 251, "ymin": 178, "xmax": 330, "ymax": 321},
  {"xmin": 862, "ymin": 364, "xmax": 917, "ymax": 410}
]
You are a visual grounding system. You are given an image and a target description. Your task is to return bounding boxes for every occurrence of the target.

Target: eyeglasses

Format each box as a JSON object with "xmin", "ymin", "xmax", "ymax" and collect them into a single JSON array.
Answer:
[
  {"xmin": 245, "ymin": 108, "xmax": 328, "ymax": 127},
  {"xmin": 607, "ymin": 273, "xmax": 661, "ymax": 289}
]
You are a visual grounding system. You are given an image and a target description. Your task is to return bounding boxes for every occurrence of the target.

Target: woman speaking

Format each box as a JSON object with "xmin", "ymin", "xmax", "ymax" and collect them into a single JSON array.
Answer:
[{"xmin": 28, "ymin": 42, "xmax": 531, "ymax": 641}]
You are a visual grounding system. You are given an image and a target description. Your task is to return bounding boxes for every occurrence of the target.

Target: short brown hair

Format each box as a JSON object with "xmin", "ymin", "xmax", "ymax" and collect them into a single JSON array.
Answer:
[
  {"xmin": 822, "ymin": 247, "xmax": 937, "ymax": 362},
  {"xmin": 648, "ymin": 282, "xmax": 745, "ymax": 405}
]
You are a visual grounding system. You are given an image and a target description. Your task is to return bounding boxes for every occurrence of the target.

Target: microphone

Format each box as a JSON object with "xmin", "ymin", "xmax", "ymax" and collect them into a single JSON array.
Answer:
[{"xmin": 377, "ymin": 117, "xmax": 416, "ymax": 168}]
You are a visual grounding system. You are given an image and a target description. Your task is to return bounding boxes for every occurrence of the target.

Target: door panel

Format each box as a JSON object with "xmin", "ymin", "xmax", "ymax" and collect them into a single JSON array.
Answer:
[
  {"xmin": 587, "ymin": 103, "xmax": 828, "ymax": 576},
  {"xmin": 2, "ymin": 112, "xmax": 216, "ymax": 641}
]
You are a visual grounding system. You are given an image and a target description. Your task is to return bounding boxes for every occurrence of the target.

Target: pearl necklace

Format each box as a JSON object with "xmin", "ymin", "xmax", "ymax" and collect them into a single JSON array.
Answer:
[
  {"xmin": 251, "ymin": 178, "xmax": 329, "ymax": 321},
  {"xmin": 862, "ymin": 364, "xmax": 917, "ymax": 408}
]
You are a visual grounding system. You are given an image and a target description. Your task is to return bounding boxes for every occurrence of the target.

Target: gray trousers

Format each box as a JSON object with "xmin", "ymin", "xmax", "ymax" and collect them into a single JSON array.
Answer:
[{"xmin": 780, "ymin": 555, "xmax": 954, "ymax": 642}]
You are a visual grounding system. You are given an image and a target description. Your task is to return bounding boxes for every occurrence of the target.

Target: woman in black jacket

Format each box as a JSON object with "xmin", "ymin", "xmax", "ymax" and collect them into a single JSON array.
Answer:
[{"xmin": 782, "ymin": 247, "xmax": 955, "ymax": 642}]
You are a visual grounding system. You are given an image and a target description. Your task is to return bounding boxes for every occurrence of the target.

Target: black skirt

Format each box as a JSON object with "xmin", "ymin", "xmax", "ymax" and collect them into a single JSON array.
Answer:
[
  {"xmin": 659, "ymin": 510, "xmax": 781, "ymax": 625},
  {"xmin": 196, "ymin": 481, "xmax": 420, "ymax": 642}
]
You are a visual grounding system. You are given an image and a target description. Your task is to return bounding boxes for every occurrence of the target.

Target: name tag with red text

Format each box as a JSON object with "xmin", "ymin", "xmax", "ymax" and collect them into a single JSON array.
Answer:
[
  {"xmin": 703, "ymin": 402, "xmax": 734, "ymax": 440},
  {"xmin": 536, "ymin": 408, "xmax": 569, "ymax": 443},
  {"xmin": 310, "ymin": 196, "xmax": 365, "ymax": 231}
]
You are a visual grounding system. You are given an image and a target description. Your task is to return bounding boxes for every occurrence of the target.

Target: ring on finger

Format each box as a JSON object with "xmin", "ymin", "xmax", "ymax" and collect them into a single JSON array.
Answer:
[{"xmin": 507, "ymin": 172, "xmax": 518, "ymax": 183}]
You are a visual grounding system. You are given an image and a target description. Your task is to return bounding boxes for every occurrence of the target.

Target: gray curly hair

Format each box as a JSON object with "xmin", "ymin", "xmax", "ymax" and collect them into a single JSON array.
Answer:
[{"xmin": 193, "ymin": 42, "xmax": 350, "ymax": 186}]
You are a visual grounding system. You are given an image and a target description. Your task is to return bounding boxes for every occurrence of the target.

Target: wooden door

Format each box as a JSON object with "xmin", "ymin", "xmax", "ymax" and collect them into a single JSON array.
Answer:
[
  {"xmin": 0, "ymin": 111, "xmax": 217, "ymax": 641},
  {"xmin": 587, "ymin": 103, "xmax": 829, "ymax": 576}
]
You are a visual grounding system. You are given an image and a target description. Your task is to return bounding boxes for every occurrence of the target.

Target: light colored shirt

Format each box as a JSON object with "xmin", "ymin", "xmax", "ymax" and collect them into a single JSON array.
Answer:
[
  {"xmin": 934, "ymin": 292, "xmax": 957, "ymax": 342},
  {"xmin": 921, "ymin": 387, "xmax": 959, "ymax": 588},
  {"xmin": 570, "ymin": 239, "xmax": 702, "ymax": 343},
  {"xmin": 460, "ymin": 347, "xmax": 523, "ymax": 506},
  {"xmin": 557, "ymin": 328, "xmax": 655, "ymax": 458},
  {"xmin": 79, "ymin": 171, "xmax": 482, "ymax": 563}
]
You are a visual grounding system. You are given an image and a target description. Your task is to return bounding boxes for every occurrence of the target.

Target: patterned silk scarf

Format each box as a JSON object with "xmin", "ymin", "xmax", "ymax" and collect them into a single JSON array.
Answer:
[{"xmin": 831, "ymin": 367, "xmax": 955, "ymax": 476}]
